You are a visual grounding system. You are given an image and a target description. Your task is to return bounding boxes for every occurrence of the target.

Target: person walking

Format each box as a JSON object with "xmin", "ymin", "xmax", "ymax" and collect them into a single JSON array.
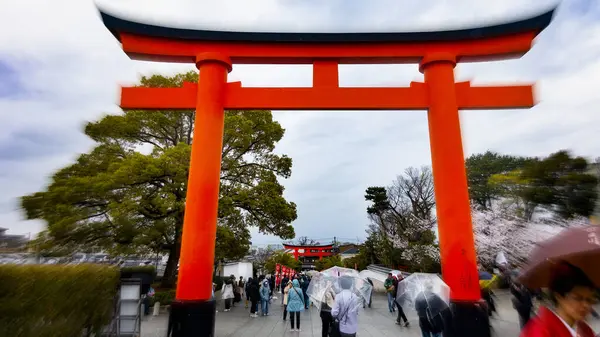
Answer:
[
  {"xmin": 301, "ymin": 275, "xmax": 310, "ymax": 309},
  {"xmin": 384, "ymin": 273, "xmax": 396, "ymax": 313},
  {"xmin": 394, "ymin": 274, "xmax": 410, "ymax": 327},
  {"xmin": 415, "ymin": 283, "xmax": 450, "ymax": 337},
  {"xmin": 282, "ymin": 279, "xmax": 292, "ymax": 321},
  {"xmin": 287, "ymin": 279, "xmax": 305, "ymax": 332},
  {"xmin": 260, "ymin": 278, "xmax": 271, "ymax": 316},
  {"xmin": 332, "ymin": 276, "xmax": 359, "ymax": 337},
  {"xmin": 366, "ymin": 278, "xmax": 374, "ymax": 308},
  {"xmin": 230, "ymin": 275, "xmax": 240, "ymax": 307},
  {"xmin": 281, "ymin": 275, "xmax": 290, "ymax": 305},
  {"xmin": 245, "ymin": 277, "xmax": 252, "ymax": 309},
  {"xmin": 269, "ymin": 275, "xmax": 275, "ymax": 299},
  {"xmin": 510, "ymin": 279, "xmax": 534, "ymax": 329},
  {"xmin": 221, "ymin": 279, "xmax": 235, "ymax": 312},
  {"xmin": 238, "ymin": 276, "xmax": 245, "ymax": 305},
  {"xmin": 320, "ymin": 281, "xmax": 336, "ymax": 337},
  {"xmin": 249, "ymin": 278, "xmax": 261, "ymax": 318}
]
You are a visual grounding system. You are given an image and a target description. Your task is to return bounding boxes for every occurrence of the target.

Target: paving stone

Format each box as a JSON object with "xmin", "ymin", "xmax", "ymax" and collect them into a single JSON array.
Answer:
[{"xmin": 141, "ymin": 291, "xmax": 600, "ymax": 337}]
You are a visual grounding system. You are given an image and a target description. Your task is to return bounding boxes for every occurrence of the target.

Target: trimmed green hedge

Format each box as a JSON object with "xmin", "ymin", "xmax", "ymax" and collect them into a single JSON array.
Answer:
[
  {"xmin": 121, "ymin": 265, "xmax": 156, "ymax": 274},
  {"xmin": 151, "ymin": 289, "xmax": 176, "ymax": 306},
  {"xmin": 0, "ymin": 264, "xmax": 120, "ymax": 337}
]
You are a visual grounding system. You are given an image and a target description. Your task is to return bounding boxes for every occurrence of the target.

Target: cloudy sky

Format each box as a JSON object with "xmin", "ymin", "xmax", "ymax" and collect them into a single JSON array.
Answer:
[{"xmin": 0, "ymin": 0, "xmax": 599, "ymax": 246}]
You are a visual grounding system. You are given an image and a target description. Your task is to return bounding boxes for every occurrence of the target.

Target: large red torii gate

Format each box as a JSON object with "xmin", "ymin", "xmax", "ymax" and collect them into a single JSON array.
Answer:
[{"xmin": 98, "ymin": 7, "xmax": 554, "ymax": 337}]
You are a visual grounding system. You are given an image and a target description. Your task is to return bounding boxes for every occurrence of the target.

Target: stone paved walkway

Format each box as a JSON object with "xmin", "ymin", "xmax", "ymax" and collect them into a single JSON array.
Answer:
[{"xmin": 142, "ymin": 291, "xmax": 600, "ymax": 337}]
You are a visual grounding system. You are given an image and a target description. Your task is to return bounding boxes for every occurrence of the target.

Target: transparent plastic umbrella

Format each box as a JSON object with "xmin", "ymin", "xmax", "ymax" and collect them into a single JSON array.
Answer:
[
  {"xmin": 307, "ymin": 271, "xmax": 372, "ymax": 311},
  {"xmin": 395, "ymin": 273, "xmax": 450, "ymax": 319},
  {"xmin": 320, "ymin": 266, "xmax": 360, "ymax": 278}
]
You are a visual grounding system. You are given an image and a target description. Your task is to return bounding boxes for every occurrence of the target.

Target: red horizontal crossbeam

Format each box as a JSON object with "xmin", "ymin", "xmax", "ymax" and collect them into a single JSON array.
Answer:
[
  {"xmin": 121, "ymin": 32, "xmax": 537, "ymax": 64},
  {"xmin": 120, "ymin": 81, "xmax": 534, "ymax": 111}
]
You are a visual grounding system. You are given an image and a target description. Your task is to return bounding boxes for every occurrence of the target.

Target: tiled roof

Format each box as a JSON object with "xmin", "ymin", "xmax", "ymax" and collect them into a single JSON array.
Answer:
[{"xmin": 340, "ymin": 247, "xmax": 359, "ymax": 255}]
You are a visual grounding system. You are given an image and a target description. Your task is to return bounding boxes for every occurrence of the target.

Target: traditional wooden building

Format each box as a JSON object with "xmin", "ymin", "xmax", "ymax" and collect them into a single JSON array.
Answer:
[{"xmin": 283, "ymin": 243, "xmax": 334, "ymax": 270}]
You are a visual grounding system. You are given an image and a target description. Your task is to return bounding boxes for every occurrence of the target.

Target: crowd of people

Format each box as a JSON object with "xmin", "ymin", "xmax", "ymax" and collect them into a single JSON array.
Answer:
[
  {"xmin": 213, "ymin": 261, "xmax": 598, "ymax": 337},
  {"xmin": 216, "ymin": 272, "xmax": 364, "ymax": 336},
  {"xmin": 217, "ymin": 273, "xmax": 314, "ymax": 331}
]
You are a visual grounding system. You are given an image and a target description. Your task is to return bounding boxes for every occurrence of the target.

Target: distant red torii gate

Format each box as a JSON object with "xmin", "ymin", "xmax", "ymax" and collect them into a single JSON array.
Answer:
[{"xmin": 98, "ymin": 8, "xmax": 555, "ymax": 337}]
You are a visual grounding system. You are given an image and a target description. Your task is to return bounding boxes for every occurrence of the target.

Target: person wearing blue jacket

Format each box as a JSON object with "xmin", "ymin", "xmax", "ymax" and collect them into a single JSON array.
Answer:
[
  {"xmin": 287, "ymin": 279, "xmax": 306, "ymax": 332},
  {"xmin": 260, "ymin": 279, "xmax": 271, "ymax": 316}
]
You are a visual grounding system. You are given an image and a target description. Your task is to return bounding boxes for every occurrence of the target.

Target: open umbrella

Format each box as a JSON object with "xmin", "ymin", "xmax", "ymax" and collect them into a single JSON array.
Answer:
[
  {"xmin": 478, "ymin": 271, "xmax": 498, "ymax": 289},
  {"xmin": 519, "ymin": 225, "xmax": 600, "ymax": 289},
  {"xmin": 307, "ymin": 270, "xmax": 372, "ymax": 311},
  {"xmin": 395, "ymin": 273, "xmax": 450, "ymax": 319},
  {"xmin": 320, "ymin": 266, "xmax": 360, "ymax": 278}
]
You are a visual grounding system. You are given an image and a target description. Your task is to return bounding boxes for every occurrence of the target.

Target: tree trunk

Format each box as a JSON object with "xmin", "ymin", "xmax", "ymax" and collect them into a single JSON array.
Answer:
[
  {"xmin": 161, "ymin": 212, "xmax": 184, "ymax": 289},
  {"xmin": 161, "ymin": 243, "xmax": 180, "ymax": 289}
]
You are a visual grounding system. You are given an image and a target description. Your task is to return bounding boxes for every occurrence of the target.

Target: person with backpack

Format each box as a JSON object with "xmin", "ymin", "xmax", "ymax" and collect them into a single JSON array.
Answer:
[
  {"xmin": 331, "ymin": 276, "xmax": 359, "ymax": 337},
  {"xmin": 286, "ymin": 279, "xmax": 305, "ymax": 332}
]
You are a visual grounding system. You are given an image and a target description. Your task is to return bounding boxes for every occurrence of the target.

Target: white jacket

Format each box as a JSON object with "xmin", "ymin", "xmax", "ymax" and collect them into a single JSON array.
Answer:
[{"xmin": 221, "ymin": 284, "xmax": 234, "ymax": 300}]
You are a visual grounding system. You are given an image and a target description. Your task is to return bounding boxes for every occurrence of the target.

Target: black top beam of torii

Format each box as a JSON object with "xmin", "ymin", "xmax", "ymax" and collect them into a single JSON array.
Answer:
[{"xmin": 99, "ymin": 7, "xmax": 556, "ymax": 44}]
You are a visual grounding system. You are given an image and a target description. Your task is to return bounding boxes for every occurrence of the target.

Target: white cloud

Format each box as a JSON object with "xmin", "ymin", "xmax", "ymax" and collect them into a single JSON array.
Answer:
[{"xmin": 0, "ymin": 0, "xmax": 598, "ymax": 247}]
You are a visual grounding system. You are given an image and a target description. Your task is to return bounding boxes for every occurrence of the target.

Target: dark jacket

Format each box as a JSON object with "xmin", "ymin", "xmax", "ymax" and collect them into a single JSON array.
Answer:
[
  {"xmin": 392, "ymin": 278, "xmax": 399, "ymax": 298},
  {"xmin": 249, "ymin": 279, "xmax": 261, "ymax": 302},
  {"xmin": 511, "ymin": 284, "xmax": 533, "ymax": 316},
  {"xmin": 415, "ymin": 292, "xmax": 450, "ymax": 334},
  {"xmin": 269, "ymin": 277, "xmax": 275, "ymax": 295}
]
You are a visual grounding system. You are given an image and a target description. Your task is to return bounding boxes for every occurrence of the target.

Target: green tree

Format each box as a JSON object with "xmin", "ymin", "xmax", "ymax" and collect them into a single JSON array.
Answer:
[
  {"xmin": 315, "ymin": 255, "xmax": 343, "ymax": 271},
  {"xmin": 466, "ymin": 151, "xmax": 532, "ymax": 210},
  {"xmin": 488, "ymin": 170, "xmax": 536, "ymax": 219},
  {"xmin": 20, "ymin": 72, "xmax": 297, "ymax": 288},
  {"xmin": 520, "ymin": 150, "xmax": 598, "ymax": 219},
  {"xmin": 342, "ymin": 249, "xmax": 370, "ymax": 271},
  {"xmin": 487, "ymin": 151, "xmax": 598, "ymax": 220},
  {"xmin": 264, "ymin": 251, "xmax": 301, "ymax": 273}
]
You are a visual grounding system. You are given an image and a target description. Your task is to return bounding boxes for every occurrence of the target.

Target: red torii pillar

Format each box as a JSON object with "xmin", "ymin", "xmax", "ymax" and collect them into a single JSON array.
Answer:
[{"xmin": 98, "ymin": 7, "xmax": 555, "ymax": 337}]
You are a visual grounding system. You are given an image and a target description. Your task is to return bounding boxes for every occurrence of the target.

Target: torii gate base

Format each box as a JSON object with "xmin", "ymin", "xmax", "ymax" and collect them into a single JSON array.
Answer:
[{"xmin": 98, "ymin": 7, "xmax": 555, "ymax": 337}]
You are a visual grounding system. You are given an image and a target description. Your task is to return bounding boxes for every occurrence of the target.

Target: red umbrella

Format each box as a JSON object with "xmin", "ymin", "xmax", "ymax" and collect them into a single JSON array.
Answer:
[{"xmin": 519, "ymin": 225, "xmax": 600, "ymax": 289}]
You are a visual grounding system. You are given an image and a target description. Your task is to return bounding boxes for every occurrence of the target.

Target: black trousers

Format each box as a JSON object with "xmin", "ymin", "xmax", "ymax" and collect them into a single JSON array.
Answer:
[
  {"xmin": 320, "ymin": 311, "xmax": 333, "ymax": 337},
  {"xmin": 290, "ymin": 311, "xmax": 301, "ymax": 329},
  {"xmin": 250, "ymin": 300, "xmax": 258, "ymax": 314},
  {"xmin": 395, "ymin": 300, "xmax": 408, "ymax": 323},
  {"xmin": 518, "ymin": 310, "xmax": 531, "ymax": 329},
  {"xmin": 224, "ymin": 298, "xmax": 232, "ymax": 310},
  {"xmin": 283, "ymin": 305, "xmax": 288, "ymax": 320}
]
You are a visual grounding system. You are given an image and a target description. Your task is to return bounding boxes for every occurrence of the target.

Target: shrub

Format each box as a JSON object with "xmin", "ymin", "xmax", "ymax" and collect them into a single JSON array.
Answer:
[
  {"xmin": 0, "ymin": 264, "xmax": 120, "ymax": 337},
  {"xmin": 121, "ymin": 265, "xmax": 156, "ymax": 275},
  {"xmin": 151, "ymin": 289, "xmax": 176, "ymax": 306}
]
